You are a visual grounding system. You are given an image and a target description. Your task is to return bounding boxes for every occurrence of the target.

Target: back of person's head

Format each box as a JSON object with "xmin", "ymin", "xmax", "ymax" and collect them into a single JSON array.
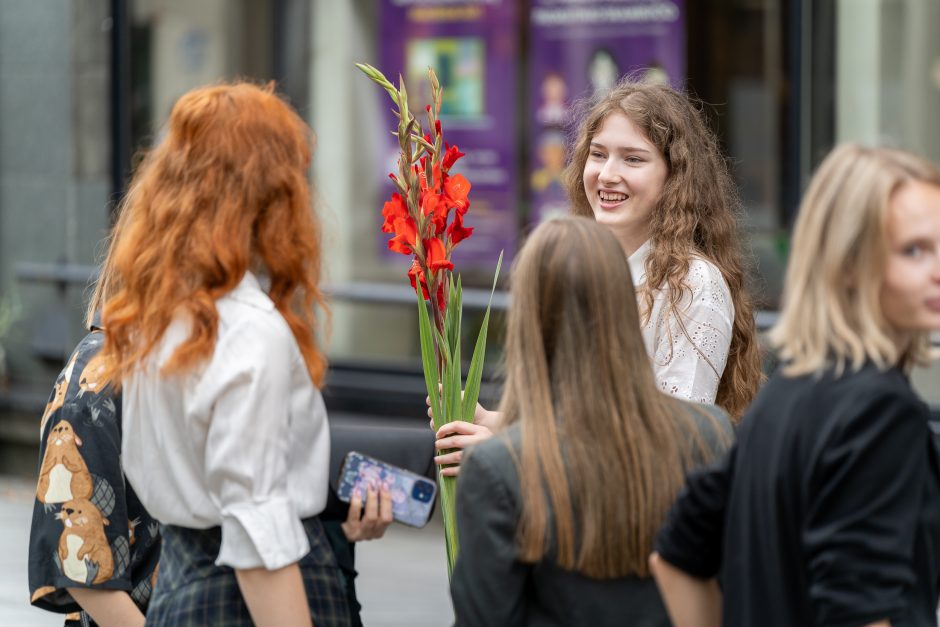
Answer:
[
  {"xmin": 771, "ymin": 143, "xmax": 940, "ymax": 375},
  {"xmin": 95, "ymin": 81, "xmax": 327, "ymax": 386},
  {"xmin": 500, "ymin": 216, "xmax": 701, "ymax": 579},
  {"xmin": 563, "ymin": 78, "xmax": 762, "ymax": 419}
]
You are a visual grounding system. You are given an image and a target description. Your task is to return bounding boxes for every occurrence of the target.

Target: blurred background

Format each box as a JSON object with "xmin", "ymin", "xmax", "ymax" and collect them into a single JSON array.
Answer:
[{"xmin": 0, "ymin": 0, "xmax": 939, "ymax": 623}]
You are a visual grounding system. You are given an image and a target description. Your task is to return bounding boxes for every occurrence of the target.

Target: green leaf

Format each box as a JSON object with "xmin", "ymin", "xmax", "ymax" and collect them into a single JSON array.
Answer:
[
  {"xmin": 416, "ymin": 291, "xmax": 442, "ymax": 429},
  {"xmin": 462, "ymin": 251, "xmax": 503, "ymax": 423}
]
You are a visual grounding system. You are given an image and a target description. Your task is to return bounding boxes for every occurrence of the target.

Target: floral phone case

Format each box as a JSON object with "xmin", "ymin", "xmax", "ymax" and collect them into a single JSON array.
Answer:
[{"xmin": 336, "ymin": 451, "xmax": 437, "ymax": 528}]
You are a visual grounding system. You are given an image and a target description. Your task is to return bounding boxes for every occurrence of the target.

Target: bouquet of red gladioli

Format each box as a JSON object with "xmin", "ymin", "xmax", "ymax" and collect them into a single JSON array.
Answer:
[{"xmin": 357, "ymin": 63, "xmax": 501, "ymax": 577}]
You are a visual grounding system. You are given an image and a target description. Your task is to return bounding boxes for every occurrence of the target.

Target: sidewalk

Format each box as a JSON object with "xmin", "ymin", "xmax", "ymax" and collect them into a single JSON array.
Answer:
[{"xmin": 0, "ymin": 474, "xmax": 454, "ymax": 626}]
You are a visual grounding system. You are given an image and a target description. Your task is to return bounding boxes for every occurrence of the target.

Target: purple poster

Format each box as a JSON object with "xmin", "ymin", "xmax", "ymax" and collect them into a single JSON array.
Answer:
[
  {"xmin": 377, "ymin": 0, "xmax": 519, "ymax": 269},
  {"xmin": 527, "ymin": 0, "xmax": 685, "ymax": 223}
]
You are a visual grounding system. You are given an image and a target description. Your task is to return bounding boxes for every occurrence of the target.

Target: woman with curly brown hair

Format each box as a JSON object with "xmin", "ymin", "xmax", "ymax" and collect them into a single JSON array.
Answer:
[
  {"xmin": 433, "ymin": 79, "xmax": 761, "ymax": 474},
  {"xmin": 562, "ymin": 80, "xmax": 761, "ymax": 418},
  {"xmin": 95, "ymin": 82, "xmax": 363, "ymax": 627}
]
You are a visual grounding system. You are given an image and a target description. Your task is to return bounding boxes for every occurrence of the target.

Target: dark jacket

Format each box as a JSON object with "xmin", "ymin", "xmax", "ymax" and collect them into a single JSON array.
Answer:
[
  {"xmin": 451, "ymin": 402, "xmax": 732, "ymax": 627},
  {"xmin": 656, "ymin": 363, "xmax": 940, "ymax": 627}
]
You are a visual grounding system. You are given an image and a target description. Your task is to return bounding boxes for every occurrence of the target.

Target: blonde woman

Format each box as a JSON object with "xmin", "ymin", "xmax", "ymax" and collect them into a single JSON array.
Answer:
[
  {"xmin": 451, "ymin": 217, "xmax": 732, "ymax": 626},
  {"xmin": 433, "ymin": 80, "xmax": 761, "ymax": 474},
  {"xmin": 652, "ymin": 144, "xmax": 940, "ymax": 627}
]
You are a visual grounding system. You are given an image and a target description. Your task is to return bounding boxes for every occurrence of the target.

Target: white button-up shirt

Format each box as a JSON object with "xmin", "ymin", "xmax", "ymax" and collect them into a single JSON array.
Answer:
[
  {"xmin": 122, "ymin": 272, "xmax": 330, "ymax": 570},
  {"xmin": 628, "ymin": 240, "xmax": 734, "ymax": 404}
]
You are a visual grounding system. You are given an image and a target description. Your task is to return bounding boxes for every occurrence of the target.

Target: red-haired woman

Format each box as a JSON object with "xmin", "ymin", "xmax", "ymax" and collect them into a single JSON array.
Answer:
[{"xmin": 97, "ymin": 82, "xmax": 364, "ymax": 626}]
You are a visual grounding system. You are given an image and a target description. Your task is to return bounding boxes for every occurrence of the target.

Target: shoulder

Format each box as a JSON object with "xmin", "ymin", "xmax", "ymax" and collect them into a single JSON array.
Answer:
[
  {"xmin": 837, "ymin": 365, "xmax": 926, "ymax": 418},
  {"xmin": 774, "ymin": 364, "xmax": 929, "ymax": 440},
  {"xmin": 674, "ymin": 400, "xmax": 734, "ymax": 457},
  {"xmin": 461, "ymin": 424, "xmax": 521, "ymax": 490},
  {"xmin": 684, "ymin": 254, "xmax": 731, "ymax": 298},
  {"xmin": 465, "ymin": 424, "xmax": 518, "ymax": 472},
  {"xmin": 811, "ymin": 363, "xmax": 923, "ymax": 409}
]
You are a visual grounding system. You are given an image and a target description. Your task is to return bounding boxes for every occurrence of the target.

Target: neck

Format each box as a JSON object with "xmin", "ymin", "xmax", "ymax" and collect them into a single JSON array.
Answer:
[{"xmin": 609, "ymin": 226, "xmax": 648, "ymax": 258}]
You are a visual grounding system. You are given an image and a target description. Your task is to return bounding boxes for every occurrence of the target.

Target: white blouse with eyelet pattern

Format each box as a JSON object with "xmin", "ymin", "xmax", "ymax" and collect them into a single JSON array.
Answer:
[
  {"xmin": 121, "ymin": 272, "xmax": 330, "ymax": 571},
  {"xmin": 628, "ymin": 240, "xmax": 734, "ymax": 404}
]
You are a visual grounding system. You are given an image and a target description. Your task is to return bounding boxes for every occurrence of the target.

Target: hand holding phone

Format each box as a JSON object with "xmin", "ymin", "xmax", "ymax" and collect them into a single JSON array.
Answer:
[{"xmin": 336, "ymin": 451, "xmax": 437, "ymax": 528}]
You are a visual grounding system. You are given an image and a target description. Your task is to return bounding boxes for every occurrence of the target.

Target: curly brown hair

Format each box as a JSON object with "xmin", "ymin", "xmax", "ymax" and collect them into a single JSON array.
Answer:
[{"xmin": 563, "ymin": 80, "xmax": 762, "ymax": 419}]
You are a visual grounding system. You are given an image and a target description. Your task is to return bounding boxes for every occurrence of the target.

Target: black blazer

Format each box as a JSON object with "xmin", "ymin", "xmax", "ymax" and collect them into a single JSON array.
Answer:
[
  {"xmin": 451, "ymin": 402, "xmax": 732, "ymax": 627},
  {"xmin": 657, "ymin": 362, "xmax": 940, "ymax": 627}
]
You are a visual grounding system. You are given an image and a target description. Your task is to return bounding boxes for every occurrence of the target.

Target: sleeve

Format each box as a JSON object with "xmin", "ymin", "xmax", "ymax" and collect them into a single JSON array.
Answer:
[
  {"xmin": 654, "ymin": 444, "xmax": 735, "ymax": 579},
  {"xmin": 195, "ymin": 315, "xmax": 309, "ymax": 571},
  {"xmin": 29, "ymin": 334, "xmax": 138, "ymax": 612},
  {"xmin": 650, "ymin": 261, "xmax": 733, "ymax": 405},
  {"xmin": 803, "ymin": 387, "xmax": 928, "ymax": 626},
  {"xmin": 451, "ymin": 442, "xmax": 529, "ymax": 626}
]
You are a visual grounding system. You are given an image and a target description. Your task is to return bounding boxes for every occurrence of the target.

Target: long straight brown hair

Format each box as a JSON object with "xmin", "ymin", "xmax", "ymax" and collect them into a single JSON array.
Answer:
[
  {"xmin": 499, "ymin": 216, "xmax": 710, "ymax": 578},
  {"xmin": 564, "ymin": 80, "xmax": 762, "ymax": 419}
]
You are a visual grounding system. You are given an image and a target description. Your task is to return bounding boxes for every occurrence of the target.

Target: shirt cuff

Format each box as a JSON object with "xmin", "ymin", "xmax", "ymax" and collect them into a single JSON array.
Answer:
[{"xmin": 216, "ymin": 498, "xmax": 310, "ymax": 570}]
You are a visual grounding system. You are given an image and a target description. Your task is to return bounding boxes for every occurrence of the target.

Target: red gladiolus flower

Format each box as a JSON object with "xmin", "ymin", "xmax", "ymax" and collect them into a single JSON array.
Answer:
[
  {"xmin": 381, "ymin": 193, "xmax": 408, "ymax": 233},
  {"xmin": 443, "ymin": 173, "xmax": 471, "ymax": 214},
  {"xmin": 417, "ymin": 161, "xmax": 444, "ymax": 195},
  {"xmin": 442, "ymin": 144, "xmax": 465, "ymax": 172},
  {"xmin": 408, "ymin": 260, "xmax": 429, "ymax": 299},
  {"xmin": 420, "ymin": 190, "xmax": 448, "ymax": 235},
  {"xmin": 424, "ymin": 237, "xmax": 454, "ymax": 274},
  {"xmin": 447, "ymin": 209, "xmax": 473, "ymax": 246},
  {"xmin": 408, "ymin": 258, "xmax": 447, "ymax": 312},
  {"xmin": 388, "ymin": 216, "xmax": 417, "ymax": 255}
]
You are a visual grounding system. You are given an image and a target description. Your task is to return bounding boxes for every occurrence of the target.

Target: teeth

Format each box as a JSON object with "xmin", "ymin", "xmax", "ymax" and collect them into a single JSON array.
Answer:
[{"xmin": 599, "ymin": 191, "xmax": 627, "ymax": 202}]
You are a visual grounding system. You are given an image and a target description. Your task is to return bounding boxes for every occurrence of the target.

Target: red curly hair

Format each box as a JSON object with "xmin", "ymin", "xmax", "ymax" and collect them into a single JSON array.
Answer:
[{"xmin": 94, "ymin": 81, "xmax": 328, "ymax": 386}]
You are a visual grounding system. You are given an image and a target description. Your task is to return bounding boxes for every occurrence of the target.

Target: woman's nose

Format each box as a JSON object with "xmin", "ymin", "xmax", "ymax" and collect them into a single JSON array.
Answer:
[{"xmin": 598, "ymin": 158, "xmax": 620, "ymax": 184}]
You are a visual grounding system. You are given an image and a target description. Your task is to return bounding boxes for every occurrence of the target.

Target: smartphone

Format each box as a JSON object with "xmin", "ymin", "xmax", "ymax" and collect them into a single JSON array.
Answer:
[{"xmin": 336, "ymin": 451, "xmax": 437, "ymax": 528}]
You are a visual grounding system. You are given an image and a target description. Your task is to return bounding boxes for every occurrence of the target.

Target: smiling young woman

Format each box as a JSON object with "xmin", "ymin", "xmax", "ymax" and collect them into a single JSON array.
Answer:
[
  {"xmin": 564, "ymin": 79, "xmax": 762, "ymax": 419},
  {"xmin": 431, "ymin": 79, "xmax": 762, "ymax": 478}
]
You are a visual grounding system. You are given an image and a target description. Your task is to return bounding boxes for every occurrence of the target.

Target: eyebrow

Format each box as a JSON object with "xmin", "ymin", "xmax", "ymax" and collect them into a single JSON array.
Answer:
[{"xmin": 589, "ymin": 141, "xmax": 652, "ymax": 154}]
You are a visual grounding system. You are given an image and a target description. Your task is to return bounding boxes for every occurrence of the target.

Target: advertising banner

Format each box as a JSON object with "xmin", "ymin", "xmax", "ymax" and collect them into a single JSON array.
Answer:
[
  {"xmin": 527, "ymin": 0, "xmax": 685, "ymax": 223},
  {"xmin": 378, "ymin": 0, "xmax": 519, "ymax": 269}
]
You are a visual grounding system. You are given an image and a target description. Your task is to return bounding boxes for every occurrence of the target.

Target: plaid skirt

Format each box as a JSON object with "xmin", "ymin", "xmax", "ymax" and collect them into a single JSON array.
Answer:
[{"xmin": 146, "ymin": 516, "xmax": 351, "ymax": 626}]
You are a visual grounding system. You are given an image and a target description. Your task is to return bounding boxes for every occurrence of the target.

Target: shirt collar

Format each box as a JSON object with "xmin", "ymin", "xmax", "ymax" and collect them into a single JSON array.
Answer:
[
  {"xmin": 627, "ymin": 239, "xmax": 652, "ymax": 287},
  {"xmin": 227, "ymin": 271, "xmax": 275, "ymax": 311}
]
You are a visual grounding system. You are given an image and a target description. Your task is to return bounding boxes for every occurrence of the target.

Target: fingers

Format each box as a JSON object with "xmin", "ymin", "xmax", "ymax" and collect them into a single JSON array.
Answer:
[
  {"xmin": 343, "ymin": 485, "xmax": 392, "ymax": 542},
  {"xmin": 434, "ymin": 449, "xmax": 462, "ymax": 466},
  {"xmin": 346, "ymin": 488, "xmax": 363, "ymax": 522},
  {"xmin": 364, "ymin": 485, "xmax": 379, "ymax": 521},
  {"xmin": 379, "ymin": 486, "xmax": 393, "ymax": 524},
  {"xmin": 440, "ymin": 465, "xmax": 460, "ymax": 477},
  {"xmin": 434, "ymin": 434, "xmax": 476, "ymax": 451},
  {"xmin": 436, "ymin": 421, "xmax": 490, "ymax": 439}
]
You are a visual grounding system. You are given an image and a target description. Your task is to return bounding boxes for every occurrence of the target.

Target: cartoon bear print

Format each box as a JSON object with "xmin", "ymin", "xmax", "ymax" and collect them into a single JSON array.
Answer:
[
  {"xmin": 36, "ymin": 421, "xmax": 93, "ymax": 504},
  {"xmin": 57, "ymin": 498, "xmax": 113, "ymax": 585},
  {"xmin": 78, "ymin": 352, "xmax": 110, "ymax": 398},
  {"xmin": 39, "ymin": 350, "xmax": 80, "ymax": 436}
]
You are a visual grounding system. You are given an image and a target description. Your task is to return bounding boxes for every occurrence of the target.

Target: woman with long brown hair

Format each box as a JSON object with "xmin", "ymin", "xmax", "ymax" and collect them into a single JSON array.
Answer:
[
  {"xmin": 96, "ymin": 82, "xmax": 358, "ymax": 626},
  {"xmin": 564, "ymin": 80, "xmax": 761, "ymax": 417},
  {"xmin": 450, "ymin": 216, "xmax": 732, "ymax": 626},
  {"xmin": 433, "ymin": 78, "xmax": 761, "ymax": 474}
]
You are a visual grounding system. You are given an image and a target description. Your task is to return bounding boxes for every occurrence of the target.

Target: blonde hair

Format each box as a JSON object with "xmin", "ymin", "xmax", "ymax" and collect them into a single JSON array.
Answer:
[
  {"xmin": 500, "ymin": 216, "xmax": 717, "ymax": 578},
  {"xmin": 564, "ymin": 79, "xmax": 762, "ymax": 419},
  {"xmin": 770, "ymin": 143, "xmax": 940, "ymax": 375}
]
